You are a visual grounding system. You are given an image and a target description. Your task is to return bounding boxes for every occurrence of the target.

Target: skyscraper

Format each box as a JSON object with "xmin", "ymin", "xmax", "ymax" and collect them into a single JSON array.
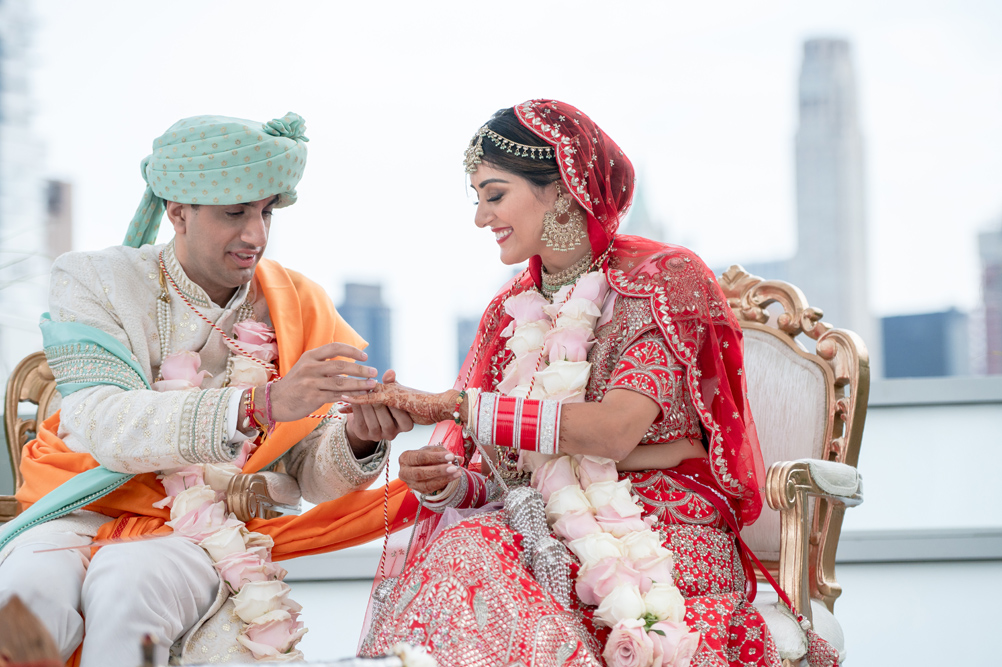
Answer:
[
  {"xmin": 789, "ymin": 39, "xmax": 878, "ymax": 361},
  {"xmin": 337, "ymin": 283, "xmax": 393, "ymax": 379},
  {"xmin": 0, "ymin": 0, "xmax": 49, "ymax": 379},
  {"xmin": 979, "ymin": 222, "xmax": 1002, "ymax": 374}
]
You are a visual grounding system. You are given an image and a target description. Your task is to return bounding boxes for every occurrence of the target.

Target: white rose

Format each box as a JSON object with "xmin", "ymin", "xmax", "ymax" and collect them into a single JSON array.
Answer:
[
  {"xmin": 507, "ymin": 321, "xmax": 549, "ymax": 357},
  {"xmin": 170, "ymin": 485, "xmax": 217, "ymax": 521},
  {"xmin": 644, "ymin": 582, "xmax": 687, "ymax": 623},
  {"xmin": 545, "ymin": 485, "xmax": 593, "ymax": 523},
  {"xmin": 584, "ymin": 479, "xmax": 635, "ymax": 510},
  {"xmin": 555, "ymin": 298, "xmax": 602, "ymax": 329},
  {"xmin": 530, "ymin": 360, "xmax": 591, "ymax": 402},
  {"xmin": 199, "ymin": 525, "xmax": 247, "ymax": 562},
  {"xmin": 242, "ymin": 530, "xmax": 275, "ymax": 551},
  {"xmin": 232, "ymin": 580, "xmax": 294, "ymax": 623},
  {"xmin": 567, "ymin": 532, "xmax": 624, "ymax": 569},
  {"xmin": 595, "ymin": 583, "xmax": 646, "ymax": 627},
  {"xmin": 203, "ymin": 462, "xmax": 242, "ymax": 492},
  {"xmin": 621, "ymin": 530, "xmax": 670, "ymax": 562},
  {"xmin": 229, "ymin": 355, "xmax": 270, "ymax": 387}
]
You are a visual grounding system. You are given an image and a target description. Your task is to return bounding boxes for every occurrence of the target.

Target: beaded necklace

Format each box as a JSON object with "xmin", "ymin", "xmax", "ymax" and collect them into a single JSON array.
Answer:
[{"xmin": 540, "ymin": 253, "xmax": 591, "ymax": 300}]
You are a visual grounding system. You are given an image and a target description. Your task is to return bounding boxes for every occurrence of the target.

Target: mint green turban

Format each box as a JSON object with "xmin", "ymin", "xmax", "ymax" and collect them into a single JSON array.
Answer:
[{"xmin": 125, "ymin": 112, "xmax": 309, "ymax": 247}]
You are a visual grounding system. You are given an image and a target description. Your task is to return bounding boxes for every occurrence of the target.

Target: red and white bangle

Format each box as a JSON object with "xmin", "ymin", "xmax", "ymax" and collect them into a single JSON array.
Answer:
[
  {"xmin": 417, "ymin": 468, "xmax": 488, "ymax": 512},
  {"xmin": 466, "ymin": 391, "xmax": 561, "ymax": 456}
]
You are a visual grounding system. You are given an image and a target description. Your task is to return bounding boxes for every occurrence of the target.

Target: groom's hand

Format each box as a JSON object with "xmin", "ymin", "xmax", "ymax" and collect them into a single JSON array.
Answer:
[
  {"xmin": 399, "ymin": 445, "xmax": 462, "ymax": 494},
  {"xmin": 345, "ymin": 370, "xmax": 414, "ymax": 455},
  {"xmin": 269, "ymin": 342, "xmax": 376, "ymax": 422}
]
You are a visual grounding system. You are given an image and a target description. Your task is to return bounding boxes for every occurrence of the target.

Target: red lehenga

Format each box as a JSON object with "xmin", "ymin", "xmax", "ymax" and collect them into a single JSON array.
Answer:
[
  {"xmin": 360, "ymin": 241, "xmax": 780, "ymax": 667},
  {"xmin": 360, "ymin": 99, "xmax": 779, "ymax": 666}
]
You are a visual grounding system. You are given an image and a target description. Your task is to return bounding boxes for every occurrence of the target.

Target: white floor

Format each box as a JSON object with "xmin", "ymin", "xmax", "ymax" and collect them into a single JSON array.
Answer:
[{"xmin": 290, "ymin": 559, "xmax": 1002, "ymax": 664}]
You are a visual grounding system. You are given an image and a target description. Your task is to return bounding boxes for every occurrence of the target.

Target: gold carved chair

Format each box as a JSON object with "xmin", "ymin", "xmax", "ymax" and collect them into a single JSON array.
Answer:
[
  {"xmin": 719, "ymin": 266, "xmax": 868, "ymax": 666},
  {"xmin": 1, "ymin": 352, "xmax": 294, "ymax": 526}
]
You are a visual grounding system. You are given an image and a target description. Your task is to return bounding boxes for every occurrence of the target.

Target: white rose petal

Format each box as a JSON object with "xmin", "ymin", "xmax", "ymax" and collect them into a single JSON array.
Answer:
[
  {"xmin": 567, "ymin": 532, "xmax": 624, "ymax": 569},
  {"xmin": 595, "ymin": 583, "xmax": 646, "ymax": 627},
  {"xmin": 170, "ymin": 485, "xmax": 217, "ymax": 521},
  {"xmin": 507, "ymin": 322, "xmax": 549, "ymax": 358},
  {"xmin": 584, "ymin": 479, "xmax": 634, "ymax": 509},
  {"xmin": 199, "ymin": 525, "xmax": 247, "ymax": 562},
  {"xmin": 545, "ymin": 485, "xmax": 593, "ymax": 523},
  {"xmin": 242, "ymin": 530, "xmax": 275, "ymax": 551},
  {"xmin": 203, "ymin": 462, "xmax": 242, "ymax": 492},
  {"xmin": 555, "ymin": 298, "xmax": 602, "ymax": 329},
  {"xmin": 232, "ymin": 580, "xmax": 292, "ymax": 623},
  {"xmin": 531, "ymin": 360, "xmax": 591, "ymax": 401},
  {"xmin": 644, "ymin": 582, "xmax": 687, "ymax": 623},
  {"xmin": 620, "ymin": 530, "xmax": 668, "ymax": 562},
  {"xmin": 229, "ymin": 356, "xmax": 271, "ymax": 387}
]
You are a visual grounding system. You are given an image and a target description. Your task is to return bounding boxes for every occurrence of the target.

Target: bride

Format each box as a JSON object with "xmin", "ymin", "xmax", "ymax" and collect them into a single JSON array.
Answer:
[{"xmin": 353, "ymin": 100, "xmax": 784, "ymax": 667}]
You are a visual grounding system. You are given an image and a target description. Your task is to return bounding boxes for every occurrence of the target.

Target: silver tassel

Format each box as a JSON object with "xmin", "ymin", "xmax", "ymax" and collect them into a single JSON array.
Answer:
[
  {"xmin": 532, "ymin": 536, "xmax": 573, "ymax": 609},
  {"xmin": 504, "ymin": 486, "xmax": 573, "ymax": 607},
  {"xmin": 504, "ymin": 486, "xmax": 549, "ymax": 568}
]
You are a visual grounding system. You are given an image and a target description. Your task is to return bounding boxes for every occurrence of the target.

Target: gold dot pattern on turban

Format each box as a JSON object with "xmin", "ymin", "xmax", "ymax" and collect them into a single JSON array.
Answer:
[{"xmin": 125, "ymin": 112, "xmax": 309, "ymax": 248}]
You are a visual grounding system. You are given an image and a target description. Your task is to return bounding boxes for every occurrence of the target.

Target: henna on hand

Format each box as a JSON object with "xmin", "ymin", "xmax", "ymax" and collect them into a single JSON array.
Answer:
[{"xmin": 346, "ymin": 382, "xmax": 459, "ymax": 425}]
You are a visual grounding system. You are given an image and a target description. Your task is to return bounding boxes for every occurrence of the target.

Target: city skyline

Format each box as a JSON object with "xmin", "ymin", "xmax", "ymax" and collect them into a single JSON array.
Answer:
[{"xmin": 20, "ymin": 1, "xmax": 1002, "ymax": 390}]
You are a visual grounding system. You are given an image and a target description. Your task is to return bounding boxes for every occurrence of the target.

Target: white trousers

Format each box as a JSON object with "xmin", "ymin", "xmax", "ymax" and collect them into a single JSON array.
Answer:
[{"xmin": 0, "ymin": 531, "xmax": 219, "ymax": 667}]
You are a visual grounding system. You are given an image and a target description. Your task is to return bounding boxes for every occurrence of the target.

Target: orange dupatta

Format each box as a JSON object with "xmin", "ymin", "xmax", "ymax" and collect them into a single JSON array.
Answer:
[{"xmin": 15, "ymin": 258, "xmax": 416, "ymax": 557}]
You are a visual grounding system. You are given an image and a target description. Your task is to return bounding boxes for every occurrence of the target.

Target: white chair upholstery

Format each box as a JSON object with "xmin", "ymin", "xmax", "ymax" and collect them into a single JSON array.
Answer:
[
  {"xmin": 718, "ymin": 265, "xmax": 869, "ymax": 666},
  {"xmin": 741, "ymin": 328, "xmax": 830, "ymax": 561}
]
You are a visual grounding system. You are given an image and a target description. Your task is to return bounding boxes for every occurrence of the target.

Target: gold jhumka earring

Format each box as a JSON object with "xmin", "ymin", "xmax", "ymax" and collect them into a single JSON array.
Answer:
[{"xmin": 541, "ymin": 183, "xmax": 587, "ymax": 252}]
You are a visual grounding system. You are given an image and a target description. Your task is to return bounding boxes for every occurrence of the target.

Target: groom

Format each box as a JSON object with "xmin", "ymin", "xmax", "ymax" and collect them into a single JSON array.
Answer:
[{"xmin": 0, "ymin": 112, "xmax": 414, "ymax": 665}]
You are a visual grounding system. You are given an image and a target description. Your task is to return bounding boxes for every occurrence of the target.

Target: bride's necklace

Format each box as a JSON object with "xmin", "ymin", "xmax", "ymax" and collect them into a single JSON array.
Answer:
[{"xmin": 540, "ymin": 253, "xmax": 591, "ymax": 300}]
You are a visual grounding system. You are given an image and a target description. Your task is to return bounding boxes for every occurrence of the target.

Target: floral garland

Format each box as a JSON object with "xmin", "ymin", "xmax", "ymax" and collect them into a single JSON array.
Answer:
[
  {"xmin": 153, "ymin": 320, "xmax": 308, "ymax": 661},
  {"xmin": 498, "ymin": 273, "xmax": 700, "ymax": 667}
]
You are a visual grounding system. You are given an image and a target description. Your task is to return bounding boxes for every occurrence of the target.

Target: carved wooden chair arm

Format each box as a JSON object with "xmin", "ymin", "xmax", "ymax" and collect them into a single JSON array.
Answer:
[
  {"xmin": 0, "ymin": 496, "xmax": 18, "ymax": 524},
  {"xmin": 225, "ymin": 472, "xmax": 302, "ymax": 524},
  {"xmin": 765, "ymin": 459, "xmax": 864, "ymax": 625}
]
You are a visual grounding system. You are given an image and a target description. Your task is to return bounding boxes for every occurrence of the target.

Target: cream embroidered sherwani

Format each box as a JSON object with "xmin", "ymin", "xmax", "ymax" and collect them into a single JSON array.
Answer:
[{"xmin": 0, "ymin": 241, "xmax": 385, "ymax": 665}]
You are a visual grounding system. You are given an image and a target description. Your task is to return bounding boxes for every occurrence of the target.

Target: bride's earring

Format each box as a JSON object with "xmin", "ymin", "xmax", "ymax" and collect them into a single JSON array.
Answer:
[{"xmin": 541, "ymin": 183, "xmax": 587, "ymax": 252}]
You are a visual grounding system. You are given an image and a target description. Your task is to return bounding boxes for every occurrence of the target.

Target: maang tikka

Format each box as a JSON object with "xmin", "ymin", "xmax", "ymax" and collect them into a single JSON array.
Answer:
[{"xmin": 541, "ymin": 183, "xmax": 587, "ymax": 252}]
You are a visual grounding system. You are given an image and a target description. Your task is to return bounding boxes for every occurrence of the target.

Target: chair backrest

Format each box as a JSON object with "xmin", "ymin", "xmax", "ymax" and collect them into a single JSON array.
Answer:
[
  {"xmin": 719, "ymin": 266, "xmax": 869, "ymax": 611},
  {"xmin": 4, "ymin": 352, "xmax": 59, "ymax": 494}
]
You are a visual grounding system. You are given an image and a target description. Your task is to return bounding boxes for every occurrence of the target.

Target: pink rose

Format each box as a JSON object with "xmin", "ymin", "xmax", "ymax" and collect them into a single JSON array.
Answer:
[
  {"xmin": 155, "ymin": 351, "xmax": 209, "ymax": 390},
  {"xmin": 503, "ymin": 291, "xmax": 550, "ymax": 327},
  {"xmin": 215, "ymin": 551, "xmax": 288, "ymax": 592},
  {"xmin": 166, "ymin": 499, "xmax": 240, "ymax": 542},
  {"xmin": 497, "ymin": 349, "xmax": 543, "ymax": 397},
  {"xmin": 532, "ymin": 456, "xmax": 579, "ymax": 502},
  {"xmin": 602, "ymin": 618, "xmax": 654, "ymax": 667},
  {"xmin": 577, "ymin": 558, "xmax": 644, "ymax": 606},
  {"xmin": 152, "ymin": 465, "xmax": 206, "ymax": 509},
  {"xmin": 552, "ymin": 508, "xmax": 602, "ymax": 542},
  {"xmin": 648, "ymin": 620, "xmax": 699, "ymax": 667},
  {"xmin": 595, "ymin": 504, "xmax": 651, "ymax": 538},
  {"xmin": 636, "ymin": 554, "xmax": 676, "ymax": 594},
  {"xmin": 572, "ymin": 271, "xmax": 611, "ymax": 307},
  {"xmin": 236, "ymin": 609, "xmax": 308, "ymax": 659},
  {"xmin": 575, "ymin": 455, "xmax": 619, "ymax": 489},
  {"xmin": 233, "ymin": 320, "xmax": 278, "ymax": 362},
  {"xmin": 543, "ymin": 325, "xmax": 595, "ymax": 363},
  {"xmin": 232, "ymin": 439, "xmax": 257, "ymax": 469}
]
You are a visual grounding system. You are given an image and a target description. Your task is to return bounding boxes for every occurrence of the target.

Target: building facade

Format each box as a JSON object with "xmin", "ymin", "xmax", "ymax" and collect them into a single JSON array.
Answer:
[
  {"xmin": 0, "ymin": 0, "xmax": 49, "ymax": 379},
  {"xmin": 337, "ymin": 283, "xmax": 393, "ymax": 380},
  {"xmin": 979, "ymin": 222, "xmax": 1002, "ymax": 374},
  {"xmin": 786, "ymin": 39, "xmax": 879, "ymax": 362}
]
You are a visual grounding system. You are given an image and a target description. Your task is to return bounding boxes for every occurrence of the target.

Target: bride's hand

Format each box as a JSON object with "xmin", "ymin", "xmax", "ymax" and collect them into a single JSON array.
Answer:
[
  {"xmin": 344, "ymin": 379, "xmax": 459, "ymax": 426},
  {"xmin": 399, "ymin": 445, "xmax": 462, "ymax": 494}
]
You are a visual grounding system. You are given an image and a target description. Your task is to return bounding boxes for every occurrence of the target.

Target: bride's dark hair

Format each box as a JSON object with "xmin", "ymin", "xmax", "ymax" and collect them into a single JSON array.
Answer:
[{"xmin": 479, "ymin": 108, "xmax": 561, "ymax": 188}]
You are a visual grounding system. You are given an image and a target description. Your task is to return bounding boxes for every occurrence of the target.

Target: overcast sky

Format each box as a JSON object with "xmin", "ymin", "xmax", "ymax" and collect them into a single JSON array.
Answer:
[{"xmin": 30, "ymin": 0, "xmax": 1002, "ymax": 389}]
